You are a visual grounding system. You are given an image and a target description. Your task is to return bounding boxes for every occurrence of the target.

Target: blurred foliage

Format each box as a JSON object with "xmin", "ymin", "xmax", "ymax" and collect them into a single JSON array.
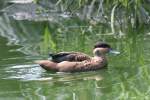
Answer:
[
  {"xmin": 36, "ymin": 0, "xmax": 150, "ymax": 29},
  {"xmin": 1, "ymin": 0, "xmax": 150, "ymax": 34},
  {"xmin": 40, "ymin": 25, "xmax": 56, "ymax": 54},
  {"xmin": 0, "ymin": 1, "xmax": 150, "ymax": 100}
]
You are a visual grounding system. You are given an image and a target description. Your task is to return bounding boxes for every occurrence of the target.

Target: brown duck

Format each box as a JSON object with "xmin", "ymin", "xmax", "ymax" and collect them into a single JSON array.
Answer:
[{"xmin": 36, "ymin": 42, "xmax": 120, "ymax": 72}]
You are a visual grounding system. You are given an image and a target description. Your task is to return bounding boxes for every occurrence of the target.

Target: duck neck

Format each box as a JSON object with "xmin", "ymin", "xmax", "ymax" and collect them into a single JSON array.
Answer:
[
  {"xmin": 94, "ymin": 54, "xmax": 106, "ymax": 62},
  {"xmin": 94, "ymin": 53, "xmax": 105, "ymax": 57}
]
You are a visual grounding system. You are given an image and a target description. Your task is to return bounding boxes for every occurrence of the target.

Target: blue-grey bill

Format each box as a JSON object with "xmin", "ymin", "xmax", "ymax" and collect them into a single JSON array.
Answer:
[{"xmin": 109, "ymin": 50, "xmax": 120, "ymax": 55}]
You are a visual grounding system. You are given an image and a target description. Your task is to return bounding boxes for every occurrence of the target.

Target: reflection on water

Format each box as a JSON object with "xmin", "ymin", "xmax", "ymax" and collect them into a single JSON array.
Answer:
[
  {"xmin": 0, "ymin": 2, "xmax": 150, "ymax": 100},
  {"xmin": 1, "ymin": 32, "xmax": 150, "ymax": 99},
  {"xmin": 3, "ymin": 64, "xmax": 43, "ymax": 80},
  {"xmin": 18, "ymin": 71, "xmax": 106, "ymax": 100},
  {"xmin": 0, "ymin": 34, "xmax": 109, "ymax": 99}
]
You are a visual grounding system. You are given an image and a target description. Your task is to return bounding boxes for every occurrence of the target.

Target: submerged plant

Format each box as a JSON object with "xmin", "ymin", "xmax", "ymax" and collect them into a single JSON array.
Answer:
[{"xmin": 40, "ymin": 25, "xmax": 56, "ymax": 54}]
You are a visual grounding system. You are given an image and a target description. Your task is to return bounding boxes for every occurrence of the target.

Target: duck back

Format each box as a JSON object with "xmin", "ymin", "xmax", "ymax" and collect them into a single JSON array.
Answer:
[{"xmin": 49, "ymin": 52, "xmax": 91, "ymax": 63}]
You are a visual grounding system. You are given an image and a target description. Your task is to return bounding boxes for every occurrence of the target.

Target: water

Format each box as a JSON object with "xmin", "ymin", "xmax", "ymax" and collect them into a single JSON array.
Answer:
[{"xmin": 0, "ymin": 1, "xmax": 150, "ymax": 100}]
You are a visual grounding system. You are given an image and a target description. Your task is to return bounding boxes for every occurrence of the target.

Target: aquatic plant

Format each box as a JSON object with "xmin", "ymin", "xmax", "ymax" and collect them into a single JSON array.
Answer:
[
  {"xmin": 1, "ymin": 0, "xmax": 150, "ymax": 35},
  {"xmin": 35, "ymin": 0, "xmax": 150, "ymax": 34}
]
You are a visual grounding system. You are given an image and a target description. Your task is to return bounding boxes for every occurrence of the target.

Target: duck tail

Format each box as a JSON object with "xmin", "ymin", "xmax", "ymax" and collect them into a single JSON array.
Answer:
[{"xmin": 35, "ymin": 60, "xmax": 58, "ymax": 71}]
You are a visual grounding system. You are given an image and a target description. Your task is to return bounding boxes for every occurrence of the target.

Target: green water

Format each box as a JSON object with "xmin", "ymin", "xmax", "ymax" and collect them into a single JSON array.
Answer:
[
  {"xmin": 0, "ymin": 1, "xmax": 150, "ymax": 100},
  {"xmin": 0, "ymin": 22, "xmax": 150, "ymax": 100}
]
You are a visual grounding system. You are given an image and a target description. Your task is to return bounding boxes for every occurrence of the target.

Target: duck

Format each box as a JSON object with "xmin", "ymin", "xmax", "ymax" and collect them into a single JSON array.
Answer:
[{"xmin": 36, "ymin": 42, "xmax": 120, "ymax": 72}]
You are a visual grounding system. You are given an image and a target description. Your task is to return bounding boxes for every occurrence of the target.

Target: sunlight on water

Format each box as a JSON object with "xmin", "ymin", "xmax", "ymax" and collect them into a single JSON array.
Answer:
[
  {"xmin": 3, "ymin": 64, "xmax": 44, "ymax": 80},
  {"xmin": 8, "ymin": 0, "xmax": 34, "ymax": 4},
  {"xmin": 0, "ymin": 26, "xmax": 150, "ymax": 99},
  {"xmin": 0, "ymin": 1, "xmax": 150, "ymax": 99}
]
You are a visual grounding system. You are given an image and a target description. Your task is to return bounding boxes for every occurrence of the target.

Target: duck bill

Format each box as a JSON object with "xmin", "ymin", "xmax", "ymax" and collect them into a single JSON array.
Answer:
[{"xmin": 109, "ymin": 49, "xmax": 120, "ymax": 55}]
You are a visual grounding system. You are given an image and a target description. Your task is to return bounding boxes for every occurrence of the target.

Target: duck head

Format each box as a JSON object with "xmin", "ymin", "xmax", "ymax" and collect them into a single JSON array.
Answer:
[{"xmin": 93, "ymin": 42, "xmax": 120, "ymax": 57}]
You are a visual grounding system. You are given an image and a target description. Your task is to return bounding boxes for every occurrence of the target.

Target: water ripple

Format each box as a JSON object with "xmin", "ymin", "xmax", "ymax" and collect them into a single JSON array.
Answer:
[{"xmin": 3, "ymin": 64, "xmax": 44, "ymax": 81}]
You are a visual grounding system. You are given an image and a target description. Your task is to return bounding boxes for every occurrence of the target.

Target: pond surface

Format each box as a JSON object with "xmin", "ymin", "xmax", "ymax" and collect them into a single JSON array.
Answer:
[{"xmin": 0, "ymin": 1, "xmax": 150, "ymax": 100}]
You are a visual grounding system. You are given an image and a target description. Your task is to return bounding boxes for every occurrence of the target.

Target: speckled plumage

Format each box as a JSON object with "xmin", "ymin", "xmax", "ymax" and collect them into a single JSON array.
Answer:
[{"xmin": 36, "ymin": 42, "xmax": 114, "ymax": 72}]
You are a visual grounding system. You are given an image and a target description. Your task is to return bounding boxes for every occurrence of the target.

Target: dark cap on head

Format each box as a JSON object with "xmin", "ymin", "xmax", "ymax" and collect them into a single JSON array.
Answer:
[{"xmin": 94, "ymin": 42, "xmax": 111, "ymax": 49}]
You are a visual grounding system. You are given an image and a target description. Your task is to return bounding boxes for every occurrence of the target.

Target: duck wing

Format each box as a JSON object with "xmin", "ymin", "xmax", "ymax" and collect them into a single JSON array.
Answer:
[
  {"xmin": 57, "ymin": 58, "xmax": 107, "ymax": 72},
  {"xmin": 49, "ymin": 52, "xmax": 91, "ymax": 63}
]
